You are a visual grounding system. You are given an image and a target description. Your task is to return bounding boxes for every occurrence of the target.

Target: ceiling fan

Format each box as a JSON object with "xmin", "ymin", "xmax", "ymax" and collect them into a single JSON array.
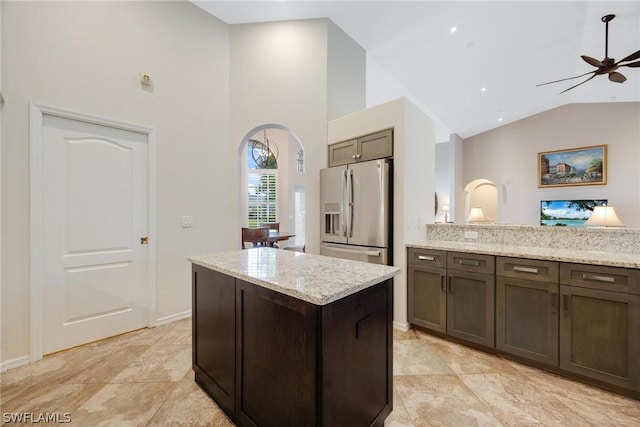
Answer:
[{"xmin": 537, "ymin": 14, "xmax": 640, "ymax": 94}]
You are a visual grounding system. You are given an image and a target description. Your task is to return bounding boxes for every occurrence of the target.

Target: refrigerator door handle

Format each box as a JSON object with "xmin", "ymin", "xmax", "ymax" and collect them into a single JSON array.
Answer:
[
  {"xmin": 323, "ymin": 245, "xmax": 381, "ymax": 257},
  {"xmin": 342, "ymin": 169, "xmax": 348, "ymax": 237},
  {"xmin": 348, "ymin": 168, "xmax": 354, "ymax": 238}
]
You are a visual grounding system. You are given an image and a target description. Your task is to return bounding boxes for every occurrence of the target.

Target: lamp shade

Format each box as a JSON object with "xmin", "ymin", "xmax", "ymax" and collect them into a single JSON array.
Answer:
[
  {"xmin": 466, "ymin": 207, "xmax": 486, "ymax": 222},
  {"xmin": 584, "ymin": 206, "xmax": 625, "ymax": 227}
]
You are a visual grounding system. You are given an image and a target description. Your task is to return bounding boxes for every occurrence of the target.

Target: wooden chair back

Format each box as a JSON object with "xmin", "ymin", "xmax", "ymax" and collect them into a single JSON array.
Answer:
[{"xmin": 241, "ymin": 227, "xmax": 269, "ymax": 249}]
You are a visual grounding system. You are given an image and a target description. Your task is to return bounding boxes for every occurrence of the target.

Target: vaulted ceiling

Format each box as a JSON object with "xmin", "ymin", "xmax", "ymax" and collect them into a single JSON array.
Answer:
[{"xmin": 193, "ymin": 1, "xmax": 640, "ymax": 141}]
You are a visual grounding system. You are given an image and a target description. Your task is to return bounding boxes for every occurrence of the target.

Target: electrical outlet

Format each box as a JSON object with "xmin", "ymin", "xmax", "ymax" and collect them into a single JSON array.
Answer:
[
  {"xmin": 181, "ymin": 216, "xmax": 194, "ymax": 228},
  {"xmin": 464, "ymin": 231, "xmax": 478, "ymax": 239}
]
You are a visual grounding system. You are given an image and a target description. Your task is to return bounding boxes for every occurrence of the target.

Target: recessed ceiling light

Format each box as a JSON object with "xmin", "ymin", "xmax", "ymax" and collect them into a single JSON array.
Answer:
[
  {"xmin": 481, "ymin": 87, "xmax": 487, "ymax": 92},
  {"xmin": 498, "ymin": 117, "xmax": 503, "ymax": 122},
  {"xmin": 450, "ymin": 26, "xmax": 457, "ymax": 34}
]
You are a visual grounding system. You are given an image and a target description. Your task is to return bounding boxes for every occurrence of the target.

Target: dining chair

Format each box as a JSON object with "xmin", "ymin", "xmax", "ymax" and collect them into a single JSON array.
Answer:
[{"xmin": 241, "ymin": 227, "xmax": 269, "ymax": 249}]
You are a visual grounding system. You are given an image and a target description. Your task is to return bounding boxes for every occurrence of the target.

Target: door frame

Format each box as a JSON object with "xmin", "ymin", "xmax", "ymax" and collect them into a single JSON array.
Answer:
[{"xmin": 29, "ymin": 103, "xmax": 157, "ymax": 362}]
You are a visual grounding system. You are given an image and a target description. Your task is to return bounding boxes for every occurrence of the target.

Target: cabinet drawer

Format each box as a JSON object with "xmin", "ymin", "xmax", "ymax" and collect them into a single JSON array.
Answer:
[
  {"xmin": 497, "ymin": 257, "xmax": 559, "ymax": 283},
  {"xmin": 407, "ymin": 248, "xmax": 446, "ymax": 267},
  {"xmin": 560, "ymin": 263, "xmax": 639, "ymax": 294},
  {"xmin": 447, "ymin": 252, "xmax": 494, "ymax": 274}
]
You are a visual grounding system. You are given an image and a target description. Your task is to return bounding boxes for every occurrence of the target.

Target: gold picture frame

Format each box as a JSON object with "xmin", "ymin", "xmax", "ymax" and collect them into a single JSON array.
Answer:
[{"xmin": 538, "ymin": 144, "xmax": 607, "ymax": 188}]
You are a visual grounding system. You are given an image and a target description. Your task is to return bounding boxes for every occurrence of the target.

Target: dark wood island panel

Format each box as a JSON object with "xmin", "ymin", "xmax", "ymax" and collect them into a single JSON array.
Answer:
[{"xmin": 192, "ymin": 264, "xmax": 393, "ymax": 427}]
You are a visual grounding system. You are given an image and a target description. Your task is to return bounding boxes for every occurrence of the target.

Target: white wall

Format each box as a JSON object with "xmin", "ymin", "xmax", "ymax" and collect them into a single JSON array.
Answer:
[
  {"xmin": 1, "ymin": 1, "xmax": 230, "ymax": 364},
  {"xmin": 328, "ymin": 98, "xmax": 435, "ymax": 328},
  {"xmin": 327, "ymin": 21, "xmax": 366, "ymax": 121},
  {"xmin": 463, "ymin": 103, "xmax": 640, "ymax": 227},
  {"xmin": 229, "ymin": 19, "xmax": 365, "ymax": 255}
]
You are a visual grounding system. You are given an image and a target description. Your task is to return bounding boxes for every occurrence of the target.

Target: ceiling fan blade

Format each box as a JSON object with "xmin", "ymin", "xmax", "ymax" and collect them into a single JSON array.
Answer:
[
  {"xmin": 559, "ymin": 74, "xmax": 597, "ymax": 94},
  {"xmin": 536, "ymin": 71, "xmax": 595, "ymax": 87},
  {"xmin": 581, "ymin": 55, "xmax": 604, "ymax": 67},
  {"xmin": 608, "ymin": 72, "xmax": 626, "ymax": 83},
  {"xmin": 619, "ymin": 60, "xmax": 640, "ymax": 68},
  {"xmin": 617, "ymin": 49, "xmax": 640, "ymax": 64}
]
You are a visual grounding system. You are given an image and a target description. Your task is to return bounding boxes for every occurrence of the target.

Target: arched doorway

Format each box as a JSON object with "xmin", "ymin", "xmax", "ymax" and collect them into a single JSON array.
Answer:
[
  {"xmin": 463, "ymin": 179, "xmax": 497, "ymax": 222},
  {"xmin": 238, "ymin": 124, "xmax": 305, "ymax": 246}
]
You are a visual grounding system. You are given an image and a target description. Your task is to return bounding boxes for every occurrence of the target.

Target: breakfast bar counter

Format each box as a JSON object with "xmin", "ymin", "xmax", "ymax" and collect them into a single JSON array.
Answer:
[
  {"xmin": 189, "ymin": 248, "xmax": 400, "ymax": 427},
  {"xmin": 407, "ymin": 239, "xmax": 640, "ymax": 269}
]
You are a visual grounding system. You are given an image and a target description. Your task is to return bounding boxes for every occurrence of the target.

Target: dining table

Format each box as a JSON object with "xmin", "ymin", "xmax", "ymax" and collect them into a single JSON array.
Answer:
[{"xmin": 251, "ymin": 229, "xmax": 296, "ymax": 247}]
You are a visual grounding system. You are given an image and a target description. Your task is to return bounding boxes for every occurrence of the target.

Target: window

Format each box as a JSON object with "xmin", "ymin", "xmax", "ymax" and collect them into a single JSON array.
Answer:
[{"xmin": 247, "ymin": 139, "xmax": 278, "ymax": 227}]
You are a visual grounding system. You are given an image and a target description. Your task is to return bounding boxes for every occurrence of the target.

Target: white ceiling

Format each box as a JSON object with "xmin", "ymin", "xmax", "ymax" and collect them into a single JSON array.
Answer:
[{"xmin": 193, "ymin": 1, "xmax": 640, "ymax": 141}]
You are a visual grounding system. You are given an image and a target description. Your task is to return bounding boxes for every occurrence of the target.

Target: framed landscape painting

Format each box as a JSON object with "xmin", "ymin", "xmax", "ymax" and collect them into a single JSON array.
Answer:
[{"xmin": 538, "ymin": 145, "xmax": 607, "ymax": 188}]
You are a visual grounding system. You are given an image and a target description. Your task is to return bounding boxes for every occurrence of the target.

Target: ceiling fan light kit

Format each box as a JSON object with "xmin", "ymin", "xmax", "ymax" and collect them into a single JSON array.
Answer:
[{"xmin": 537, "ymin": 14, "xmax": 640, "ymax": 93}]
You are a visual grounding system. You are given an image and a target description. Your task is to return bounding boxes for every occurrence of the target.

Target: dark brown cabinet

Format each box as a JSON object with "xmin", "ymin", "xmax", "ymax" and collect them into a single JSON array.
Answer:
[
  {"xmin": 193, "ymin": 264, "xmax": 394, "ymax": 427},
  {"xmin": 407, "ymin": 248, "xmax": 446, "ymax": 332},
  {"xmin": 192, "ymin": 266, "xmax": 236, "ymax": 416},
  {"xmin": 496, "ymin": 257, "xmax": 559, "ymax": 366},
  {"xmin": 559, "ymin": 263, "xmax": 639, "ymax": 392},
  {"xmin": 328, "ymin": 129, "xmax": 393, "ymax": 167}
]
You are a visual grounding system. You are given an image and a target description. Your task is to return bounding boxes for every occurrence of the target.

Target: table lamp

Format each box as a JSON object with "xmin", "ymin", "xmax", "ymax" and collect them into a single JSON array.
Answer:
[
  {"xmin": 466, "ymin": 207, "xmax": 487, "ymax": 223},
  {"xmin": 584, "ymin": 206, "xmax": 625, "ymax": 227},
  {"xmin": 442, "ymin": 205, "xmax": 450, "ymax": 223}
]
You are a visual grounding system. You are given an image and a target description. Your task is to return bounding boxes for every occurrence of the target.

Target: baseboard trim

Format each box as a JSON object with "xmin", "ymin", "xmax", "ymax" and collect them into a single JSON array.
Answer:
[
  {"xmin": 1, "ymin": 355, "xmax": 30, "ymax": 372},
  {"xmin": 393, "ymin": 321, "xmax": 410, "ymax": 332},
  {"xmin": 155, "ymin": 310, "xmax": 192, "ymax": 326}
]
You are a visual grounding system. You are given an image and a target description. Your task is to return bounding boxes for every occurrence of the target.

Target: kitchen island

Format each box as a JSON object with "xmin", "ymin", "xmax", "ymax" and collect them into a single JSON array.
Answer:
[{"xmin": 189, "ymin": 247, "xmax": 400, "ymax": 427}]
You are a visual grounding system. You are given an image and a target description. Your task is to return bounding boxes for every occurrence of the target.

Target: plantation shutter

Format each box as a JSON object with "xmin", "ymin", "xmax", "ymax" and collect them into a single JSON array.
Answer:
[{"xmin": 247, "ymin": 171, "xmax": 277, "ymax": 227}]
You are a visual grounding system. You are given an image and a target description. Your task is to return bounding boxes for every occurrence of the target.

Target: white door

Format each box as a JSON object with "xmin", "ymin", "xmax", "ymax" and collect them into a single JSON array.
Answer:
[{"xmin": 40, "ymin": 113, "xmax": 150, "ymax": 355}]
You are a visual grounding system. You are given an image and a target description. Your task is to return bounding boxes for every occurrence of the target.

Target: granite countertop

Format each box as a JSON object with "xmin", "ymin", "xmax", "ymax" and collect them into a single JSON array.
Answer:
[
  {"xmin": 407, "ymin": 240, "xmax": 640, "ymax": 269},
  {"xmin": 189, "ymin": 247, "xmax": 400, "ymax": 305}
]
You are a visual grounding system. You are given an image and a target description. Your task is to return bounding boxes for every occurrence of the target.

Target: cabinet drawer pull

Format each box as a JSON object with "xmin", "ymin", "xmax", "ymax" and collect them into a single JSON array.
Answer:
[
  {"xmin": 440, "ymin": 275, "xmax": 445, "ymax": 292},
  {"xmin": 562, "ymin": 294, "xmax": 570, "ymax": 314},
  {"xmin": 448, "ymin": 277, "xmax": 452, "ymax": 293},
  {"xmin": 418, "ymin": 255, "xmax": 435, "ymax": 261},
  {"xmin": 459, "ymin": 259, "xmax": 481, "ymax": 267},
  {"xmin": 513, "ymin": 266, "xmax": 539, "ymax": 274},
  {"xmin": 582, "ymin": 273, "xmax": 615, "ymax": 283}
]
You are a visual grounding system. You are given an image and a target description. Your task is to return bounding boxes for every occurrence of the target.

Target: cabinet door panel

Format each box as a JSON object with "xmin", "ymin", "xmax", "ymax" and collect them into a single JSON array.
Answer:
[
  {"xmin": 447, "ymin": 271, "xmax": 495, "ymax": 347},
  {"xmin": 192, "ymin": 266, "xmax": 236, "ymax": 416},
  {"xmin": 328, "ymin": 139, "xmax": 357, "ymax": 167},
  {"xmin": 560, "ymin": 285, "xmax": 639, "ymax": 391},
  {"xmin": 408, "ymin": 265, "xmax": 446, "ymax": 332},
  {"xmin": 321, "ymin": 281, "xmax": 392, "ymax": 427},
  {"xmin": 235, "ymin": 280, "xmax": 317, "ymax": 427},
  {"xmin": 496, "ymin": 277, "xmax": 558, "ymax": 365},
  {"xmin": 358, "ymin": 129, "xmax": 393, "ymax": 162}
]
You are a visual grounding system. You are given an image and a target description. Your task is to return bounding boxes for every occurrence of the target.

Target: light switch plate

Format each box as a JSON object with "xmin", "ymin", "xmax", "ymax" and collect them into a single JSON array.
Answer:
[{"xmin": 181, "ymin": 216, "xmax": 194, "ymax": 228}]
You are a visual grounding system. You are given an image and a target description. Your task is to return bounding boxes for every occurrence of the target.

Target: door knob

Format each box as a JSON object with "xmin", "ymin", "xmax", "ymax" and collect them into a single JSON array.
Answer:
[{"xmin": 140, "ymin": 236, "xmax": 148, "ymax": 244}]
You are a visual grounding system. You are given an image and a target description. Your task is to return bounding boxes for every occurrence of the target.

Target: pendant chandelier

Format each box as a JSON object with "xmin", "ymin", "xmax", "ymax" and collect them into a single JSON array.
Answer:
[{"xmin": 250, "ymin": 129, "xmax": 279, "ymax": 169}]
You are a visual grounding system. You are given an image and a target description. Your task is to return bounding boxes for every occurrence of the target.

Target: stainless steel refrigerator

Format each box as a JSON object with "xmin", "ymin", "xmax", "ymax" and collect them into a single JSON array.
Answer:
[{"xmin": 320, "ymin": 159, "xmax": 391, "ymax": 265}]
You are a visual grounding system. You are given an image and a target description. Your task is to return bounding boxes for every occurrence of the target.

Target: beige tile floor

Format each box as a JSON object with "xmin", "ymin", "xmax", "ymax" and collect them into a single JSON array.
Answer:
[{"xmin": 1, "ymin": 318, "xmax": 639, "ymax": 426}]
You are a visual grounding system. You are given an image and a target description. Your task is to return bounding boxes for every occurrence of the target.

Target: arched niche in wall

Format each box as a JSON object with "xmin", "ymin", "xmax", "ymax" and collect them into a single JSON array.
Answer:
[
  {"xmin": 463, "ymin": 178, "xmax": 498, "ymax": 222},
  {"xmin": 238, "ymin": 124, "xmax": 306, "ymax": 246}
]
